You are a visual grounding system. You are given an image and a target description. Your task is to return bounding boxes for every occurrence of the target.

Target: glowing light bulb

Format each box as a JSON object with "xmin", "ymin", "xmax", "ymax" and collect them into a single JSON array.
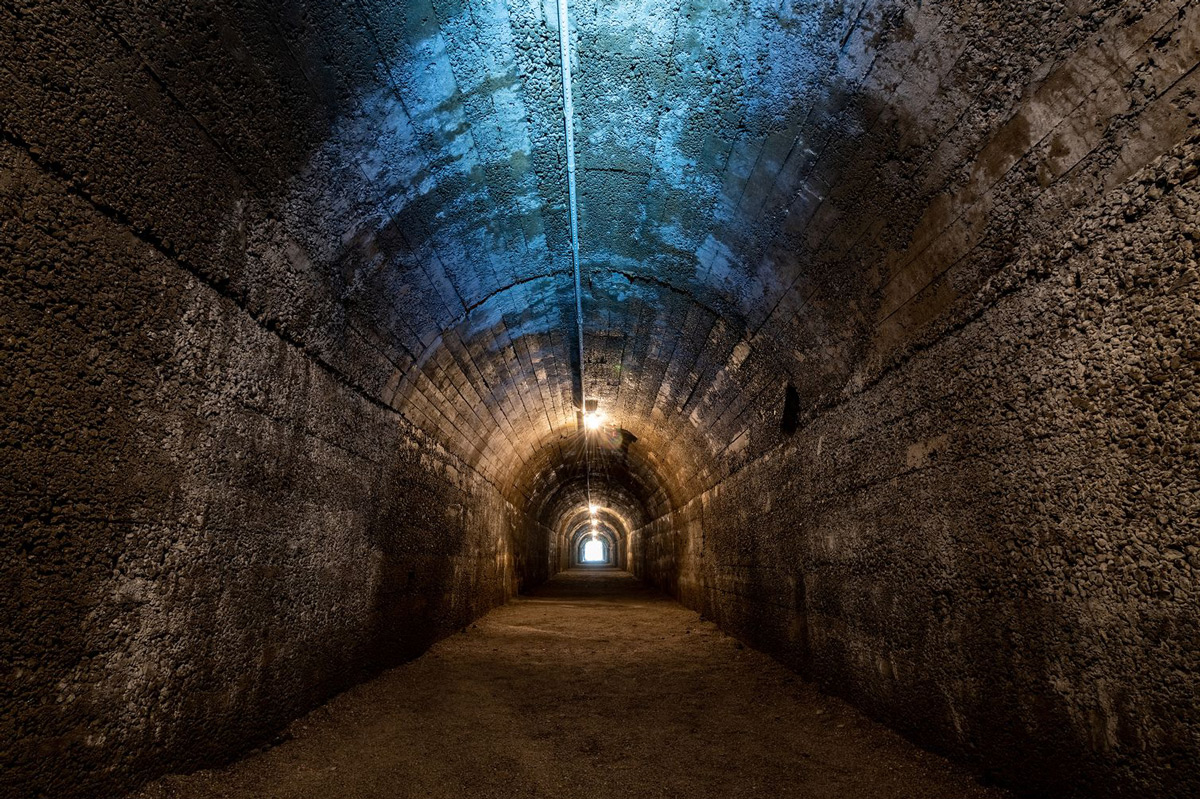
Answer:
[
  {"xmin": 589, "ymin": 503, "xmax": 599, "ymax": 514},
  {"xmin": 583, "ymin": 410, "xmax": 605, "ymax": 430}
]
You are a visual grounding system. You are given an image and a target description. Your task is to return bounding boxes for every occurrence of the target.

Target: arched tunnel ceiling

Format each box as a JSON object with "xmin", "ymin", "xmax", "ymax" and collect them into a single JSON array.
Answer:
[
  {"xmin": 81, "ymin": 0, "xmax": 1161, "ymax": 511},
  {"xmin": 518, "ymin": 437, "xmax": 660, "ymax": 533},
  {"xmin": 292, "ymin": 0, "xmax": 889, "ymax": 503},
  {"xmin": 312, "ymin": 0, "xmax": 921, "ymax": 502}
]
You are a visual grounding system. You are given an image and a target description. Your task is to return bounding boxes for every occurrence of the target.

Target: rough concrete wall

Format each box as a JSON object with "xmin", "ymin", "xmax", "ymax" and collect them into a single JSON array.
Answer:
[
  {"xmin": 0, "ymin": 135, "xmax": 533, "ymax": 799},
  {"xmin": 0, "ymin": 3, "xmax": 550, "ymax": 796},
  {"xmin": 626, "ymin": 1, "xmax": 1200, "ymax": 794},
  {"xmin": 634, "ymin": 138, "xmax": 1200, "ymax": 797}
]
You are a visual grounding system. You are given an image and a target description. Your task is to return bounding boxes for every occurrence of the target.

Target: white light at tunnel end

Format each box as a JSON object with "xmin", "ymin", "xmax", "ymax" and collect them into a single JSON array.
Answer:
[
  {"xmin": 583, "ymin": 410, "xmax": 606, "ymax": 431},
  {"xmin": 582, "ymin": 539, "xmax": 604, "ymax": 563}
]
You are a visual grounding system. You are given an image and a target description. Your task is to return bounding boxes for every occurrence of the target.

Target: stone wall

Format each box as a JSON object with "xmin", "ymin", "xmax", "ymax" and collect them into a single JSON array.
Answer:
[
  {"xmin": 633, "ymin": 137, "xmax": 1200, "ymax": 797},
  {"xmin": 0, "ymin": 2, "xmax": 551, "ymax": 794},
  {"xmin": 0, "ymin": 132, "xmax": 538, "ymax": 799}
]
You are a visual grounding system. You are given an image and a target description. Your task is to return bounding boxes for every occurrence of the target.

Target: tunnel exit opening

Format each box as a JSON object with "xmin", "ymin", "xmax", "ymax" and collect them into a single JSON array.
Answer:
[
  {"xmin": 576, "ymin": 534, "xmax": 612, "ymax": 567},
  {"xmin": 582, "ymin": 539, "xmax": 605, "ymax": 562}
]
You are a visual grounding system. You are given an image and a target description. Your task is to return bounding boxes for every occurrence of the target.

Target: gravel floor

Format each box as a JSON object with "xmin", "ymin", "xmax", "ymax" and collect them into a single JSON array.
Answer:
[{"xmin": 132, "ymin": 569, "xmax": 1010, "ymax": 799}]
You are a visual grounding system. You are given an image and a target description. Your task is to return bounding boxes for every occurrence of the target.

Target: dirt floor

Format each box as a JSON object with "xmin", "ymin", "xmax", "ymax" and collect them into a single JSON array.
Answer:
[{"xmin": 132, "ymin": 569, "xmax": 1010, "ymax": 799}]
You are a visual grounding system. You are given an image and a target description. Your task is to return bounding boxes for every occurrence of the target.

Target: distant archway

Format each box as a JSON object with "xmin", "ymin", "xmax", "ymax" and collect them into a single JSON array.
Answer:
[
  {"xmin": 572, "ymin": 527, "xmax": 617, "ymax": 567},
  {"xmin": 582, "ymin": 538, "xmax": 606, "ymax": 563}
]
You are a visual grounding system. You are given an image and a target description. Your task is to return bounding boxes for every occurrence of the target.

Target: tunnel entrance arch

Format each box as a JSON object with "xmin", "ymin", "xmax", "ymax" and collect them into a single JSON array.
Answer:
[
  {"xmin": 580, "ymin": 537, "xmax": 607, "ymax": 564},
  {"xmin": 508, "ymin": 426, "xmax": 692, "ymax": 580},
  {"xmin": 569, "ymin": 524, "xmax": 618, "ymax": 568}
]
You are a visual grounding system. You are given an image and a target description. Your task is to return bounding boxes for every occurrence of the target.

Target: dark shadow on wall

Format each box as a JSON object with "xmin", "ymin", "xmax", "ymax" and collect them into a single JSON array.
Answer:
[
  {"xmin": 633, "ymin": 137, "xmax": 1200, "ymax": 797},
  {"xmin": 0, "ymin": 2, "xmax": 542, "ymax": 797}
]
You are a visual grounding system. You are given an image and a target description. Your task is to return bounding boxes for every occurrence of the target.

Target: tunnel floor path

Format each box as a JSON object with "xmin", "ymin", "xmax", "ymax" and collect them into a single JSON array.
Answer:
[{"xmin": 134, "ymin": 569, "xmax": 1008, "ymax": 799}]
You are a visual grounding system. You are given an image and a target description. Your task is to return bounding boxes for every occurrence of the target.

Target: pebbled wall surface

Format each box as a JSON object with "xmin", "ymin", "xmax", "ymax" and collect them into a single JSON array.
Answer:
[
  {"xmin": 634, "ymin": 81, "xmax": 1200, "ymax": 799},
  {"xmin": 0, "ymin": 135, "xmax": 535, "ymax": 798},
  {"xmin": 0, "ymin": 3, "xmax": 551, "ymax": 796},
  {"xmin": 620, "ymin": 4, "xmax": 1200, "ymax": 797}
]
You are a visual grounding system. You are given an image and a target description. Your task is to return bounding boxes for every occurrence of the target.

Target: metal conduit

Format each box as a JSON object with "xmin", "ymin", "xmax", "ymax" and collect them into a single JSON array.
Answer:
[{"xmin": 556, "ymin": 0, "xmax": 594, "ymax": 510}]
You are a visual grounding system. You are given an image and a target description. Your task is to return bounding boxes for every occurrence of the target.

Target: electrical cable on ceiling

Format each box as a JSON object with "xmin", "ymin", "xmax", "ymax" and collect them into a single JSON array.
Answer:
[{"xmin": 556, "ymin": 0, "xmax": 594, "ymax": 514}]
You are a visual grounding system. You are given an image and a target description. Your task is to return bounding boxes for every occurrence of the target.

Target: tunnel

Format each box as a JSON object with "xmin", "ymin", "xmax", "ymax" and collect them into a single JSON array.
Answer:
[{"xmin": 2, "ymin": 0, "xmax": 1198, "ymax": 797}]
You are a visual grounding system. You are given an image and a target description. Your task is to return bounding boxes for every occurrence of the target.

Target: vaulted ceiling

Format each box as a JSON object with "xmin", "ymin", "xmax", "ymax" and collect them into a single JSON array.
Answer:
[
  {"xmin": 14, "ymin": 0, "xmax": 1174, "ymax": 530},
  {"xmin": 245, "ymin": 0, "xmax": 924, "ymax": 511}
]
